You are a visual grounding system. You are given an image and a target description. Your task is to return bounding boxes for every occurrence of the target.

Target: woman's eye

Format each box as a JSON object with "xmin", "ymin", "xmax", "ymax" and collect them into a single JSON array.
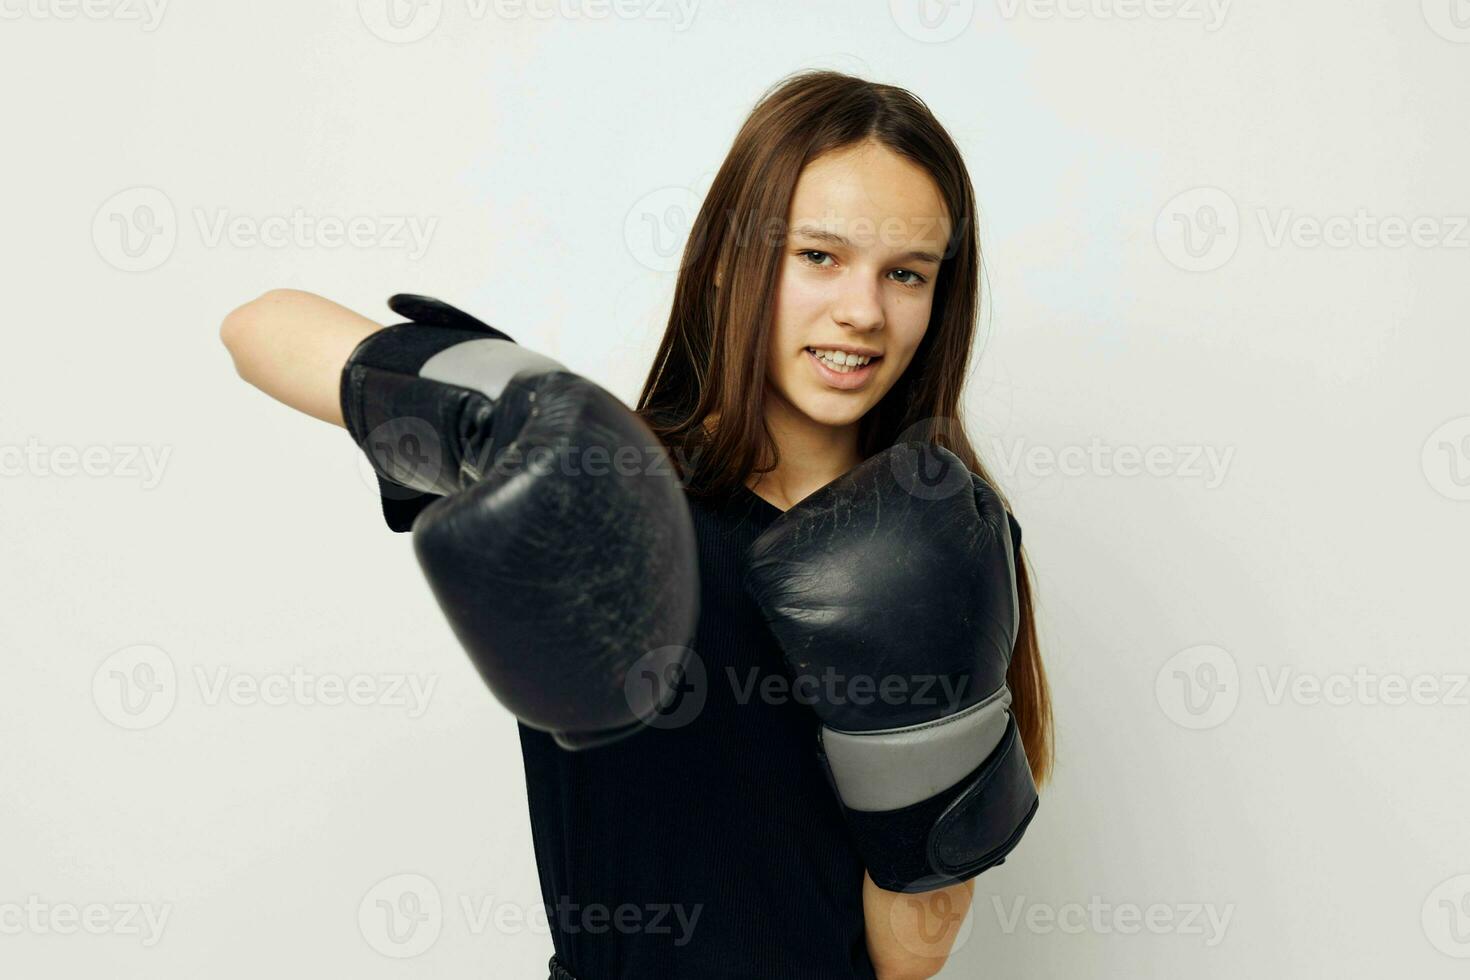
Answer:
[{"xmin": 797, "ymin": 250, "xmax": 927, "ymax": 288}]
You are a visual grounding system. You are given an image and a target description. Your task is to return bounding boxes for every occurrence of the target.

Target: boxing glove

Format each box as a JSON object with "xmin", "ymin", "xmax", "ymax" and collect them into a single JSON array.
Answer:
[
  {"xmin": 744, "ymin": 443, "xmax": 1037, "ymax": 892},
  {"xmin": 340, "ymin": 294, "xmax": 699, "ymax": 750}
]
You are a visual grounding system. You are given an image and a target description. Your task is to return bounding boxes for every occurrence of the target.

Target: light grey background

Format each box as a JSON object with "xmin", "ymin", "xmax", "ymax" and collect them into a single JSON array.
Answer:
[{"xmin": 2, "ymin": 2, "xmax": 1467, "ymax": 977}]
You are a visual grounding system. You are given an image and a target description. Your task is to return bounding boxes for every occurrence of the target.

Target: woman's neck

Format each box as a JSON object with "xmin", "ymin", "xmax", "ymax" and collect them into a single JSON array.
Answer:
[{"xmin": 745, "ymin": 399, "xmax": 862, "ymax": 511}]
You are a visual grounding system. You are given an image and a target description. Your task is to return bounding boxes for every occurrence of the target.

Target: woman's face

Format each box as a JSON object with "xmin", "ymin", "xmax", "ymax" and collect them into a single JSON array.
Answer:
[{"xmin": 765, "ymin": 140, "xmax": 951, "ymax": 433}]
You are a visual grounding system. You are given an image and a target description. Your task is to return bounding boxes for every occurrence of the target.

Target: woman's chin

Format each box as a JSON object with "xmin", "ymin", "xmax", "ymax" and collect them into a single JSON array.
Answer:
[{"xmin": 792, "ymin": 395, "xmax": 871, "ymax": 430}]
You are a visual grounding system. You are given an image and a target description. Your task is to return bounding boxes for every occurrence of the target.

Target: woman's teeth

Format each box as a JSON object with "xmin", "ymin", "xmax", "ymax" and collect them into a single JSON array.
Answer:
[{"xmin": 808, "ymin": 348, "xmax": 874, "ymax": 373}]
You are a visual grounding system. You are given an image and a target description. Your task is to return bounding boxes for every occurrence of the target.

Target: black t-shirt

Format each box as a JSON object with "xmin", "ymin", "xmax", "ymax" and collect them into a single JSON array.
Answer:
[{"xmin": 517, "ymin": 483, "xmax": 879, "ymax": 980}]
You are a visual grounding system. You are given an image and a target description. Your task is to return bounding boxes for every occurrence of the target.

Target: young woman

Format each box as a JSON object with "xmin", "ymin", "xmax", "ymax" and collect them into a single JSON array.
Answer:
[{"xmin": 222, "ymin": 70, "xmax": 1052, "ymax": 980}]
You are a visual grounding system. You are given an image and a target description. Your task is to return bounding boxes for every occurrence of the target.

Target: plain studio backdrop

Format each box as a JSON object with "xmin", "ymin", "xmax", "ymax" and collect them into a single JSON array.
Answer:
[{"xmin": 2, "ymin": 2, "xmax": 1467, "ymax": 978}]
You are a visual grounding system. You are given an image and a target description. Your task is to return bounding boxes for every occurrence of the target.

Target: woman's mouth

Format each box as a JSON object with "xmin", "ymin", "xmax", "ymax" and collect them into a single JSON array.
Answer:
[{"xmin": 805, "ymin": 347, "xmax": 881, "ymax": 390}]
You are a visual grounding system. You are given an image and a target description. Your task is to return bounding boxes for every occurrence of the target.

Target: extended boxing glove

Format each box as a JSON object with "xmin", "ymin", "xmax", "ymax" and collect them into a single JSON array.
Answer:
[
  {"xmin": 340, "ymin": 294, "xmax": 699, "ymax": 750},
  {"xmin": 744, "ymin": 443, "xmax": 1037, "ymax": 892}
]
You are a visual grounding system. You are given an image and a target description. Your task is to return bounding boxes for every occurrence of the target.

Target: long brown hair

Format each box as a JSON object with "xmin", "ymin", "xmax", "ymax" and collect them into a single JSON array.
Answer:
[{"xmin": 635, "ymin": 70, "xmax": 1054, "ymax": 787}]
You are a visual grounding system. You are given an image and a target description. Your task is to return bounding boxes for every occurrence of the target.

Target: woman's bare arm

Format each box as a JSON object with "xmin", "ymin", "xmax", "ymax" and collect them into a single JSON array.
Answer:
[
  {"xmin": 864, "ymin": 872, "xmax": 975, "ymax": 980},
  {"xmin": 220, "ymin": 289, "xmax": 383, "ymax": 425}
]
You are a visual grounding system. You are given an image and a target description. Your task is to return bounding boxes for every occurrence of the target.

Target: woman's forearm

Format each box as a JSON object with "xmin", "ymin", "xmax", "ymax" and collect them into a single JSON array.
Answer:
[
  {"xmin": 220, "ymin": 288, "xmax": 382, "ymax": 426},
  {"xmin": 863, "ymin": 872, "xmax": 974, "ymax": 980}
]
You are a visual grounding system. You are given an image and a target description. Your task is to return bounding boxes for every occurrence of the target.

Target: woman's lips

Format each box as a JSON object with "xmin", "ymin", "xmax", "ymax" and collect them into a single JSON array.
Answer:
[{"xmin": 805, "ymin": 347, "xmax": 879, "ymax": 390}]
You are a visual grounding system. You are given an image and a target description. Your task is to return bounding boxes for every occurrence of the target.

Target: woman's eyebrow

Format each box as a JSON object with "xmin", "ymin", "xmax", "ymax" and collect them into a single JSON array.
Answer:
[{"xmin": 788, "ymin": 224, "xmax": 944, "ymax": 265}]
